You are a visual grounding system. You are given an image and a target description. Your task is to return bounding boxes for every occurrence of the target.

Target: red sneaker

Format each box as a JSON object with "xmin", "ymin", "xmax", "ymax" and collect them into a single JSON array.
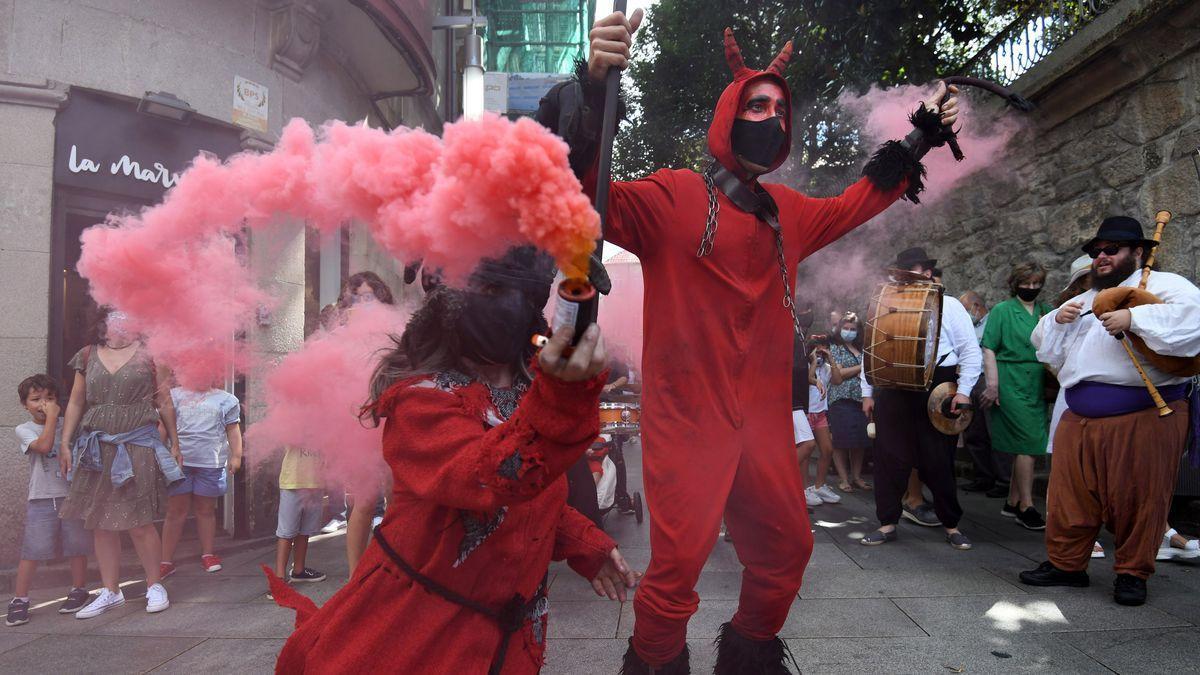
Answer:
[
  {"xmin": 201, "ymin": 554, "xmax": 223, "ymax": 573},
  {"xmin": 159, "ymin": 561, "xmax": 177, "ymax": 579}
]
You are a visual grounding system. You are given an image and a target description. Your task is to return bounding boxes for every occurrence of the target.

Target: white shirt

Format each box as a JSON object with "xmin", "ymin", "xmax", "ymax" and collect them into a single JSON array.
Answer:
[
  {"xmin": 1031, "ymin": 269, "xmax": 1200, "ymax": 389},
  {"xmin": 15, "ymin": 419, "xmax": 68, "ymax": 500},
  {"xmin": 974, "ymin": 312, "xmax": 989, "ymax": 342},
  {"xmin": 808, "ymin": 362, "xmax": 832, "ymax": 414},
  {"xmin": 861, "ymin": 295, "xmax": 982, "ymax": 397}
]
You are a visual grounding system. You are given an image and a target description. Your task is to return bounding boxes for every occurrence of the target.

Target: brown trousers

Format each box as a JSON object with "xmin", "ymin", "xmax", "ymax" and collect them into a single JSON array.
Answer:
[{"xmin": 1046, "ymin": 400, "xmax": 1188, "ymax": 579}]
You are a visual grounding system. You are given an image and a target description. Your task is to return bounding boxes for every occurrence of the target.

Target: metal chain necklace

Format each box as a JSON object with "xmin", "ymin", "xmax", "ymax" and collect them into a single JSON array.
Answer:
[
  {"xmin": 698, "ymin": 172, "xmax": 805, "ymax": 339},
  {"xmin": 696, "ymin": 171, "xmax": 720, "ymax": 257}
]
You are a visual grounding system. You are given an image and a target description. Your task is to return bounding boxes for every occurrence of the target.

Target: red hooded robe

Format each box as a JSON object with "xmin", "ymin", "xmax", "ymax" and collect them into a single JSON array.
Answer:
[
  {"xmin": 587, "ymin": 30, "xmax": 911, "ymax": 664},
  {"xmin": 269, "ymin": 369, "xmax": 615, "ymax": 674}
]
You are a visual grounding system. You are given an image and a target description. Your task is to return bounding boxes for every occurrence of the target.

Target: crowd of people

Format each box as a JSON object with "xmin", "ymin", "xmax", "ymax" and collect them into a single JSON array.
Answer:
[
  {"xmin": 6, "ymin": 7, "xmax": 1199, "ymax": 674},
  {"xmin": 791, "ymin": 217, "xmax": 1200, "ymax": 609}
]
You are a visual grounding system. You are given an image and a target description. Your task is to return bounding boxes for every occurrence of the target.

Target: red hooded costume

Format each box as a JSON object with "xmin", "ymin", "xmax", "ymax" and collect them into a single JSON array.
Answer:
[
  {"xmin": 268, "ymin": 368, "xmax": 615, "ymax": 674},
  {"xmin": 540, "ymin": 30, "xmax": 920, "ymax": 666}
]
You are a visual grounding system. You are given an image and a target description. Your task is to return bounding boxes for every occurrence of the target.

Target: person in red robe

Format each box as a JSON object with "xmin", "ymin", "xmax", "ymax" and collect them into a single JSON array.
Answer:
[
  {"xmin": 267, "ymin": 248, "xmax": 639, "ymax": 674},
  {"xmin": 536, "ymin": 10, "xmax": 962, "ymax": 672}
]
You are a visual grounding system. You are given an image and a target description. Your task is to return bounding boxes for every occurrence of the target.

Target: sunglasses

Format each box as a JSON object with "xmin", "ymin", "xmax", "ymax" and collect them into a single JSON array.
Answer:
[{"xmin": 1086, "ymin": 244, "xmax": 1127, "ymax": 259}]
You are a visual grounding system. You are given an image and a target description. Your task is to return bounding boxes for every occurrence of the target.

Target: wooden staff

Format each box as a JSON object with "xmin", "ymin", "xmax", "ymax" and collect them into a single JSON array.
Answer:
[{"xmin": 1122, "ymin": 209, "xmax": 1172, "ymax": 417}]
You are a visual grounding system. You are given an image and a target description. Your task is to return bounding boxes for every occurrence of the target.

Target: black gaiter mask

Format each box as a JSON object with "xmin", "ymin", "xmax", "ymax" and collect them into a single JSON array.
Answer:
[
  {"xmin": 1015, "ymin": 287, "xmax": 1042, "ymax": 302},
  {"xmin": 731, "ymin": 118, "xmax": 786, "ymax": 170},
  {"xmin": 457, "ymin": 288, "xmax": 536, "ymax": 366}
]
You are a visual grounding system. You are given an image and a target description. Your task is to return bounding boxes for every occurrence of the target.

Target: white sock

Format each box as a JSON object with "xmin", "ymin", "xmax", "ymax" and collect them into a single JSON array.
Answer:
[{"xmin": 1165, "ymin": 528, "xmax": 1178, "ymax": 539}]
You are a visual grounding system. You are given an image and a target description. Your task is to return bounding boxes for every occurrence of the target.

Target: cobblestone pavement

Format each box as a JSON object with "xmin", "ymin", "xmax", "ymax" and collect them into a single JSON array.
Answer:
[{"xmin": 2, "ymin": 438, "xmax": 1198, "ymax": 673}]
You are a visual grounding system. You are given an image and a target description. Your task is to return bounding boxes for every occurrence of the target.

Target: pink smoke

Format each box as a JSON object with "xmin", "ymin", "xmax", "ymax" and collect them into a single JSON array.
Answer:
[
  {"xmin": 597, "ymin": 254, "xmax": 645, "ymax": 368},
  {"xmin": 838, "ymin": 83, "xmax": 1021, "ymax": 204},
  {"xmin": 245, "ymin": 302, "xmax": 408, "ymax": 493},
  {"xmin": 78, "ymin": 115, "xmax": 598, "ymax": 388}
]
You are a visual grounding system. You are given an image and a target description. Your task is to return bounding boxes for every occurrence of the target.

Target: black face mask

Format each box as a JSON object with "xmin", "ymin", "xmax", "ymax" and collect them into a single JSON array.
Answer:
[
  {"xmin": 796, "ymin": 310, "xmax": 814, "ymax": 332},
  {"xmin": 731, "ymin": 118, "xmax": 786, "ymax": 170},
  {"xmin": 457, "ymin": 289, "xmax": 536, "ymax": 366},
  {"xmin": 1015, "ymin": 286, "xmax": 1042, "ymax": 302}
]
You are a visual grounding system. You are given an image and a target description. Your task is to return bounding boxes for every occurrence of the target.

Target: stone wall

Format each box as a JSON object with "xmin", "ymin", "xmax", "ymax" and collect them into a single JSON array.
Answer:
[{"xmin": 800, "ymin": 0, "xmax": 1200, "ymax": 313}]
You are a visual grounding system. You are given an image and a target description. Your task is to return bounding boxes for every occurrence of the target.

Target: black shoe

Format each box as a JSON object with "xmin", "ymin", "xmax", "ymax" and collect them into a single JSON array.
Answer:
[
  {"xmin": 289, "ymin": 567, "xmax": 326, "ymax": 583},
  {"xmin": 1015, "ymin": 507, "xmax": 1046, "ymax": 531},
  {"xmin": 714, "ymin": 622, "xmax": 796, "ymax": 675},
  {"xmin": 961, "ymin": 479, "xmax": 994, "ymax": 492},
  {"xmin": 620, "ymin": 637, "xmax": 690, "ymax": 674},
  {"xmin": 985, "ymin": 485, "xmax": 1010, "ymax": 499},
  {"xmin": 1113, "ymin": 574, "xmax": 1147, "ymax": 606},
  {"xmin": 1000, "ymin": 502, "xmax": 1018, "ymax": 518},
  {"xmin": 59, "ymin": 588, "xmax": 91, "ymax": 614},
  {"xmin": 860, "ymin": 529, "xmax": 898, "ymax": 546},
  {"xmin": 946, "ymin": 531, "xmax": 973, "ymax": 550},
  {"xmin": 6, "ymin": 598, "xmax": 29, "ymax": 627},
  {"xmin": 1019, "ymin": 561, "xmax": 1090, "ymax": 587},
  {"xmin": 902, "ymin": 503, "xmax": 941, "ymax": 527}
]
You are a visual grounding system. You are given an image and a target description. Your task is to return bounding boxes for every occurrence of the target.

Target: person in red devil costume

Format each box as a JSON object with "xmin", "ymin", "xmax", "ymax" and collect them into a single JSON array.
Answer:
[
  {"xmin": 535, "ymin": 10, "xmax": 962, "ymax": 673},
  {"xmin": 267, "ymin": 248, "xmax": 640, "ymax": 674}
]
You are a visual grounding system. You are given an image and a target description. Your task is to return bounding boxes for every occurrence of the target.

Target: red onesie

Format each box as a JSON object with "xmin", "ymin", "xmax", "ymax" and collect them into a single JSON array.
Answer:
[
  {"xmin": 270, "ymin": 369, "xmax": 614, "ymax": 673},
  {"xmin": 590, "ymin": 36, "xmax": 910, "ymax": 665}
]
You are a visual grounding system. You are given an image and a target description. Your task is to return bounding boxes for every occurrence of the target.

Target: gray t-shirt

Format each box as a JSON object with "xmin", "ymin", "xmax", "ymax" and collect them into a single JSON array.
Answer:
[
  {"xmin": 15, "ymin": 419, "xmax": 68, "ymax": 500},
  {"xmin": 171, "ymin": 388, "xmax": 241, "ymax": 468}
]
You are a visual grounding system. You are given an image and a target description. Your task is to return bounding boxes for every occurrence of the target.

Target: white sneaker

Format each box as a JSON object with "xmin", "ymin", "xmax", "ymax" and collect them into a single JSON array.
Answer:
[
  {"xmin": 1157, "ymin": 534, "xmax": 1200, "ymax": 561},
  {"xmin": 804, "ymin": 486, "xmax": 822, "ymax": 508},
  {"xmin": 76, "ymin": 588, "xmax": 125, "ymax": 619},
  {"xmin": 320, "ymin": 518, "xmax": 347, "ymax": 534},
  {"xmin": 145, "ymin": 583, "xmax": 170, "ymax": 613},
  {"xmin": 814, "ymin": 484, "xmax": 842, "ymax": 504}
]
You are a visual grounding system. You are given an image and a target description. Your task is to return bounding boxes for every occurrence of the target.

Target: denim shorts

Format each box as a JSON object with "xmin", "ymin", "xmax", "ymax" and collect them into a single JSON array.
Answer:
[
  {"xmin": 168, "ymin": 465, "xmax": 228, "ymax": 498},
  {"xmin": 276, "ymin": 488, "xmax": 324, "ymax": 539},
  {"xmin": 21, "ymin": 498, "xmax": 92, "ymax": 560}
]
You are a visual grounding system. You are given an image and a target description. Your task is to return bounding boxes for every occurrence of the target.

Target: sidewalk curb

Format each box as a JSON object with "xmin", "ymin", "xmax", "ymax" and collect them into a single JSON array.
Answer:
[{"xmin": 0, "ymin": 534, "xmax": 277, "ymax": 595}]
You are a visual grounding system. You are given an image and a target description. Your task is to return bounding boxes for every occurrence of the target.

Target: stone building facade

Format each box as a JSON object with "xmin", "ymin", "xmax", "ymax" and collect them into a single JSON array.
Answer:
[
  {"xmin": 802, "ymin": 0, "xmax": 1199, "ymax": 310},
  {"xmin": 0, "ymin": 0, "xmax": 445, "ymax": 567}
]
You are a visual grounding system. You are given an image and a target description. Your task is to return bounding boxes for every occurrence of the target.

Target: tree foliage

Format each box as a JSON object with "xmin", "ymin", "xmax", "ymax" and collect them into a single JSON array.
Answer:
[{"xmin": 614, "ymin": 0, "xmax": 1025, "ymax": 193}]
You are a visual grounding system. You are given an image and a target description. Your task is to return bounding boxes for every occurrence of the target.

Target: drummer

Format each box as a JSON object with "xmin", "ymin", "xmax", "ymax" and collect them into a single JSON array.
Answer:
[{"xmin": 860, "ymin": 247, "xmax": 982, "ymax": 550}]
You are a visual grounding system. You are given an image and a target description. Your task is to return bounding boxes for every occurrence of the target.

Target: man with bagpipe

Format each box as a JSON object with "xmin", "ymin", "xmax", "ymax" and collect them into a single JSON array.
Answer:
[{"xmin": 1021, "ymin": 214, "xmax": 1200, "ymax": 607}]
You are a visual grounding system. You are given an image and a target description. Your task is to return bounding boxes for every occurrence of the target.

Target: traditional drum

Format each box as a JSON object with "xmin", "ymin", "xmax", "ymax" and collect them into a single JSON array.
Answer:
[
  {"xmin": 600, "ymin": 401, "xmax": 641, "ymax": 434},
  {"xmin": 864, "ymin": 273, "xmax": 943, "ymax": 391}
]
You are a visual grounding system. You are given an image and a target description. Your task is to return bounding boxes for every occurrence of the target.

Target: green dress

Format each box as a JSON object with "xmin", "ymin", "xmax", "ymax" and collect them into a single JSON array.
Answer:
[{"xmin": 981, "ymin": 298, "xmax": 1052, "ymax": 456}]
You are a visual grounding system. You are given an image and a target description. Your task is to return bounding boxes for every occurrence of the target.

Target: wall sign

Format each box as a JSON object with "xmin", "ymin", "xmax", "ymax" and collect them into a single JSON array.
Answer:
[
  {"xmin": 54, "ymin": 89, "xmax": 243, "ymax": 202},
  {"xmin": 233, "ymin": 76, "xmax": 269, "ymax": 133}
]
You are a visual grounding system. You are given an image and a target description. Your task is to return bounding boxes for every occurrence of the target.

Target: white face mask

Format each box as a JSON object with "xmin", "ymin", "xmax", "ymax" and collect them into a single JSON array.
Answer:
[
  {"xmin": 840, "ymin": 329, "xmax": 857, "ymax": 343},
  {"xmin": 105, "ymin": 311, "xmax": 133, "ymax": 345}
]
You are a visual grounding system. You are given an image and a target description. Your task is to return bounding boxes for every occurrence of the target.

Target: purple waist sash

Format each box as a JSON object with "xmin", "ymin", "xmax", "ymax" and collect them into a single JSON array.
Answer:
[{"xmin": 1065, "ymin": 381, "xmax": 1188, "ymax": 418}]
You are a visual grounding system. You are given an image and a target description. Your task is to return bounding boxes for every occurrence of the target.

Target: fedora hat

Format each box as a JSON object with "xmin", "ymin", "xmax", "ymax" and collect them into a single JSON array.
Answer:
[
  {"xmin": 1081, "ymin": 216, "xmax": 1157, "ymax": 253},
  {"xmin": 893, "ymin": 247, "xmax": 937, "ymax": 270}
]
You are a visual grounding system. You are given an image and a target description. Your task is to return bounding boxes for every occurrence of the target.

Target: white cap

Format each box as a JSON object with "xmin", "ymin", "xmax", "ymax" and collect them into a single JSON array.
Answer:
[{"xmin": 1063, "ymin": 255, "xmax": 1092, "ymax": 292}]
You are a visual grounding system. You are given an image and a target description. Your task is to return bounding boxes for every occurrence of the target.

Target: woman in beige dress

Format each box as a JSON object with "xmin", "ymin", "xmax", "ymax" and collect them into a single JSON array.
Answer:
[{"xmin": 59, "ymin": 309, "xmax": 182, "ymax": 618}]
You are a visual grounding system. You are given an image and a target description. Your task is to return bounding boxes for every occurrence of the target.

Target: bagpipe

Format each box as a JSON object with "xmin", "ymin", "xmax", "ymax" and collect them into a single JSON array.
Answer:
[{"xmin": 1090, "ymin": 210, "xmax": 1200, "ymax": 417}]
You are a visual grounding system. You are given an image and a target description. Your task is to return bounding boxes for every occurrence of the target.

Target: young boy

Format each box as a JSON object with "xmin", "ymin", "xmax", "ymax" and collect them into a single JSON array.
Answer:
[
  {"xmin": 160, "ymin": 386, "xmax": 243, "ymax": 578},
  {"xmin": 9, "ymin": 375, "xmax": 92, "ymax": 627},
  {"xmin": 273, "ymin": 447, "xmax": 326, "ymax": 594}
]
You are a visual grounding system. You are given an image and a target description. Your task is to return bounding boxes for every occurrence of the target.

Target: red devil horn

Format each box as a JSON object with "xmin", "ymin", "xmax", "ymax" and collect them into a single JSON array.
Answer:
[
  {"xmin": 767, "ymin": 40, "xmax": 794, "ymax": 76},
  {"xmin": 723, "ymin": 28, "xmax": 749, "ymax": 78}
]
